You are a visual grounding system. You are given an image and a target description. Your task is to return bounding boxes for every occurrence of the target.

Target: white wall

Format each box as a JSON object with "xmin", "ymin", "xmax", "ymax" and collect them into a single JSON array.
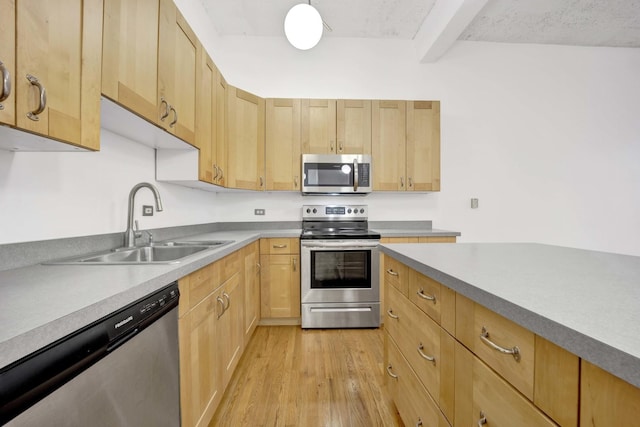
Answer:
[
  {"xmin": 1, "ymin": 0, "xmax": 639, "ymax": 258},
  {"xmin": 0, "ymin": 130, "xmax": 217, "ymax": 244},
  {"xmin": 178, "ymin": 0, "xmax": 640, "ymax": 256}
]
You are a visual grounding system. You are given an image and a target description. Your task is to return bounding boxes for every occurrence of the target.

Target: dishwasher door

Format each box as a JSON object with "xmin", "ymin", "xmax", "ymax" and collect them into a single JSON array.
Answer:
[{"xmin": 1, "ymin": 284, "xmax": 180, "ymax": 427}]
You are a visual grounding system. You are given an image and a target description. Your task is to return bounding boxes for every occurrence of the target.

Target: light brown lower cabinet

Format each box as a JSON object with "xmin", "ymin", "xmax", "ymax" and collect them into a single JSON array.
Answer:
[
  {"xmin": 243, "ymin": 241, "xmax": 261, "ymax": 342},
  {"xmin": 260, "ymin": 238, "xmax": 300, "ymax": 322},
  {"xmin": 383, "ymin": 254, "xmax": 591, "ymax": 427},
  {"xmin": 178, "ymin": 248, "xmax": 247, "ymax": 427},
  {"xmin": 385, "ymin": 334, "xmax": 451, "ymax": 427},
  {"xmin": 380, "ymin": 236, "xmax": 456, "ymax": 323},
  {"xmin": 580, "ymin": 360, "xmax": 640, "ymax": 426}
]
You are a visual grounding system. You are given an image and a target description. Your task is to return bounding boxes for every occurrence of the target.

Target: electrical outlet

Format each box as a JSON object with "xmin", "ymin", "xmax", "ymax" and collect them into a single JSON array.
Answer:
[
  {"xmin": 254, "ymin": 209, "xmax": 265, "ymax": 216},
  {"xmin": 142, "ymin": 205, "xmax": 154, "ymax": 216},
  {"xmin": 471, "ymin": 198, "xmax": 479, "ymax": 209}
]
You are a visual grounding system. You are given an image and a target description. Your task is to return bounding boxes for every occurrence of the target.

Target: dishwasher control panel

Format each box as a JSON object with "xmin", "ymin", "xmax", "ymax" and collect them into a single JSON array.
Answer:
[{"xmin": 106, "ymin": 282, "xmax": 179, "ymax": 342}]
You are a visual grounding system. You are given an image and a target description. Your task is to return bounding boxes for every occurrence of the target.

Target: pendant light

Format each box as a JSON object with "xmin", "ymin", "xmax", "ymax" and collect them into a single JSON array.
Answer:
[{"xmin": 284, "ymin": 1, "xmax": 324, "ymax": 50}]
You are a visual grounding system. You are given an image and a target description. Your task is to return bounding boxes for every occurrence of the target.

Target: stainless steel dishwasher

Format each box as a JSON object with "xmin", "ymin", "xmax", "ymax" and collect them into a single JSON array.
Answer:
[{"xmin": 0, "ymin": 282, "xmax": 180, "ymax": 426}]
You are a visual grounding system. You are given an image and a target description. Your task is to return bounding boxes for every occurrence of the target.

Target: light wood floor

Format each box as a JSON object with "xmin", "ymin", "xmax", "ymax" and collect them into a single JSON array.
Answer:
[{"xmin": 209, "ymin": 325, "xmax": 403, "ymax": 427}]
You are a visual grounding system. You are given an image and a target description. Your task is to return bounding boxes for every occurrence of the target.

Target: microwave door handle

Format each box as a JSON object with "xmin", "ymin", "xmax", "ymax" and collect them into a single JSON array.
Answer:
[{"xmin": 353, "ymin": 158, "xmax": 359, "ymax": 192}]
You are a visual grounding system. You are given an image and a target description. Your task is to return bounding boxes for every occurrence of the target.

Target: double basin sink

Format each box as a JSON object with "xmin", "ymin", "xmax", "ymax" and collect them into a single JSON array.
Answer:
[{"xmin": 48, "ymin": 240, "xmax": 234, "ymax": 265}]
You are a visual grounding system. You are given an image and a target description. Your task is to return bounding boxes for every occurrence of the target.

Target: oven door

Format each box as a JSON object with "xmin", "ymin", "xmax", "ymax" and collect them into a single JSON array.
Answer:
[{"xmin": 300, "ymin": 240, "xmax": 379, "ymax": 304}]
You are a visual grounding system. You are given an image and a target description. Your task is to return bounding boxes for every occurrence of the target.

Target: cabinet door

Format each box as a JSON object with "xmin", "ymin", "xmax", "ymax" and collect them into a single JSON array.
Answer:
[
  {"xmin": 219, "ymin": 274, "xmax": 244, "ymax": 388},
  {"xmin": 227, "ymin": 86, "xmax": 265, "ymax": 190},
  {"xmin": 158, "ymin": 0, "xmax": 197, "ymax": 145},
  {"xmin": 243, "ymin": 241, "xmax": 260, "ymax": 341},
  {"xmin": 179, "ymin": 292, "xmax": 221, "ymax": 427},
  {"xmin": 260, "ymin": 254, "xmax": 300, "ymax": 319},
  {"xmin": 580, "ymin": 361, "xmax": 640, "ymax": 427},
  {"xmin": 102, "ymin": 0, "xmax": 159, "ymax": 125},
  {"xmin": 16, "ymin": 0, "xmax": 102, "ymax": 149},
  {"xmin": 196, "ymin": 46, "xmax": 216, "ymax": 183},
  {"xmin": 266, "ymin": 98, "xmax": 301, "ymax": 190},
  {"xmin": 301, "ymin": 99, "xmax": 336, "ymax": 154},
  {"xmin": 337, "ymin": 99, "xmax": 371, "ymax": 154},
  {"xmin": 454, "ymin": 343, "xmax": 556, "ymax": 427},
  {"xmin": 0, "ymin": 0, "xmax": 15, "ymax": 126},
  {"xmin": 372, "ymin": 100, "xmax": 406, "ymax": 191},
  {"xmin": 215, "ymin": 72, "xmax": 227, "ymax": 186},
  {"xmin": 407, "ymin": 101, "xmax": 440, "ymax": 191}
]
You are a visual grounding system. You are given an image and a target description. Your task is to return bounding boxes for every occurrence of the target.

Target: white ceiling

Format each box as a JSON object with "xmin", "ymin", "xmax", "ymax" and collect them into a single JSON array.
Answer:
[{"xmin": 202, "ymin": 0, "xmax": 640, "ymax": 53}]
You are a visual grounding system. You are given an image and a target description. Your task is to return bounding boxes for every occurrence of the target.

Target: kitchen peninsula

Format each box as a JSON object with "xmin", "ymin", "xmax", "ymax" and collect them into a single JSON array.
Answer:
[{"xmin": 380, "ymin": 242, "xmax": 640, "ymax": 426}]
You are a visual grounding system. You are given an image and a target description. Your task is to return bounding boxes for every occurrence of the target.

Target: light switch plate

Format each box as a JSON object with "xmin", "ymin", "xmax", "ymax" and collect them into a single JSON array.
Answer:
[
  {"xmin": 142, "ymin": 205, "xmax": 154, "ymax": 216},
  {"xmin": 471, "ymin": 198, "xmax": 479, "ymax": 209},
  {"xmin": 254, "ymin": 209, "xmax": 265, "ymax": 216}
]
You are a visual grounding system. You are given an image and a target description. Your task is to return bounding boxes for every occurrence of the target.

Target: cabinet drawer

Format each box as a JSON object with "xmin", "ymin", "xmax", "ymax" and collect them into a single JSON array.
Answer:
[
  {"xmin": 386, "ymin": 334, "xmax": 451, "ymax": 427},
  {"xmin": 455, "ymin": 343, "xmax": 556, "ymax": 427},
  {"xmin": 456, "ymin": 294, "xmax": 535, "ymax": 400},
  {"xmin": 221, "ymin": 250, "xmax": 240, "ymax": 283},
  {"xmin": 383, "ymin": 255, "xmax": 408, "ymax": 296},
  {"xmin": 387, "ymin": 284, "xmax": 443, "ymax": 404},
  {"xmin": 409, "ymin": 268, "xmax": 442, "ymax": 324},
  {"xmin": 260, "ymin": 238, "xmax": 299, "ymax": 255}
]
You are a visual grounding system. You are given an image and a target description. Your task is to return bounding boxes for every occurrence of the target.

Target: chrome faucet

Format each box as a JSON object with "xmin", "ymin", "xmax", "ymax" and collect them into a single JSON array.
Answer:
[{"xmin": 124, "ymin": 182, "xmax": 163, "ymax": 248}]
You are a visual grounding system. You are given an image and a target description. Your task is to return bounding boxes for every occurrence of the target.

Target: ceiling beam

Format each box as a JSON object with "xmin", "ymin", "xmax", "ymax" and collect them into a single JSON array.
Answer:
[{"xmin": 414, "ymin": 0, "xmax": 488, "ymax": 63}]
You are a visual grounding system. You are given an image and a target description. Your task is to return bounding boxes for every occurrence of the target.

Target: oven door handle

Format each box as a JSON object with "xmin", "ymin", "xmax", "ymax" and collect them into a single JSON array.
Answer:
[{"xmin": 301, "ymin": 242, "xmax": 379, "ymax": 249}]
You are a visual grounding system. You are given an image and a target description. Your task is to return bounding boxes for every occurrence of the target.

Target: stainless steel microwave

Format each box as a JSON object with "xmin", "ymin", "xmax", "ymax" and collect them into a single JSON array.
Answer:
[{"xmin": 302, "ymin": 154, "xmax": 372, "ymax": 194}]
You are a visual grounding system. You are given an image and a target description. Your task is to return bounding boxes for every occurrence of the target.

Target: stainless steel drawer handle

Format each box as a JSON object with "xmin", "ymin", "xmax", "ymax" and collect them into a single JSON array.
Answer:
[
  {"xmin": 0, "ymin": 61, "xmax": 10, "ymax": 106},
  {"xmin": 159, "ymin": 97, "xmax": 169, "ymax": 121},
  {"xmin": 416, "ymin": 288, "xmax": 436, "ymax": 302},
  {"xmin": 416, "ymin": 419, "xmax": 423, "ymax": 427},
  {"xmin": 386, "ymin": 309, "xmax": 399, "ymax": 319},
  {"xmin": 223, "ymin": 292, "xmax": 230, "ymax": 310},
  {"xmin": 417, "ymin": 343, "xmax": 435, "ymax": 363},
  {"xmin": 386, "ymin": 364, "xmax": 398, "ymax": 379},
  {"xmin": 478, "ymin": 412, "xmax": 487, "ymax": 427},
  {"xmin": 216, "ymin": 296, "xmax": 225, "ymax": 318},
  {"xmin": 386, "ymin": 269, "xmax": 399, "ymax": 277},
  {"xmin": 480, "ymin": 327, "xmax": 521, "ymax": 362},
  {"xmin": 26, "ymin": 74, "xmax": 46, "ymax": 121},
  {"xmin": 273, "ymin": 244, "xmax": 287, "ymax": 248},
  {"xmin": 169, "ymin": 105, "xmax": 178, "ymax": 128}
]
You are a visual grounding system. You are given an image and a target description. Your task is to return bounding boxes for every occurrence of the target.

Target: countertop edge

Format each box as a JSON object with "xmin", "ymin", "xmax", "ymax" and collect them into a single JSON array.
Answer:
[{"xmin": 379, "ymin": 244, "xmax": 640, "ymax": 390}]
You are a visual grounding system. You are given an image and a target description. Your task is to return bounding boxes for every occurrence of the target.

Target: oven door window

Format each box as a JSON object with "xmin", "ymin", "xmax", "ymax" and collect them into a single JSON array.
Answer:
[{"xmin": 310, "ymin": 250, "xmax": 371, "ymax": 289}]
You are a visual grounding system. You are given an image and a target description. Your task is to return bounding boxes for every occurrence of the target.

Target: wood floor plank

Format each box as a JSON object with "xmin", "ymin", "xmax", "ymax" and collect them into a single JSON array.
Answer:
[{"xmin": 209, "ymin": 326, "xmax": 402, "ymax": 427}]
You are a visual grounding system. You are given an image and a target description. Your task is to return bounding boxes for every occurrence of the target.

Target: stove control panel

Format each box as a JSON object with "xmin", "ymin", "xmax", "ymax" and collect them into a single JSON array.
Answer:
[{"xmin": 302, "ymin": 205, "xmax": 368, "ymax": 220}]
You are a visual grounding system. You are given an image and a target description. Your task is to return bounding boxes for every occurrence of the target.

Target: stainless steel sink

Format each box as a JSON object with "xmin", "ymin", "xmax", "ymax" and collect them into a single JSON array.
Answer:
[{"xmin": 46, "ymin": 240, "xmax": 234, "ymax": 265}]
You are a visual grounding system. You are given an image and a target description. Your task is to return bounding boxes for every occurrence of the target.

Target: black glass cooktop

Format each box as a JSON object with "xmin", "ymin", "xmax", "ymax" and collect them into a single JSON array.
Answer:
[{"xmin": 300, "ymin": 228, "xmax": 381, "ymax": 240}]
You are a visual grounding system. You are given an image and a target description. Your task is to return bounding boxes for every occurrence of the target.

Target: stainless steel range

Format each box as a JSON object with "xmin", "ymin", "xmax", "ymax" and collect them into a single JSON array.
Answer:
[{"xmin": 300, "ymin": 204, "xmax": 381, "ymax": 328}]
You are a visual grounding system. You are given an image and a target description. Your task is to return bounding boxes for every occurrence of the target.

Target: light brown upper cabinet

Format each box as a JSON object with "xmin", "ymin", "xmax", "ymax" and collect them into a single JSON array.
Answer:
[
  {"xmin": 157, "ymin": 0, "xmax": 197, "ymax": 146},
  {"xmin": 266, "ymin": 98, "xmax": 301, "ymax": 190},
  {"xmin": 301, "ymin": 99, "xmax": 371, "ymax": 155},
  {"xmin": 195, "ymin": 45, "xmax": 216, "ymax": 184},
  {"xmin": 372, "ymin": 100, "xmax": 406, "ymax": 191},
  {"xmin": 214, "ymin": 72, "xmax": 227, "ymax": 187},
  {"xmin": 337, "ymin": 100, "xmax": 371, "ymax": 154},
  {"xmin": 301, "ymin": 99, "xmax": 336, "ymax": 154},
  {"xmin": 102, "ymin": 0, "xmax": 160, "ymax": 125},
  {"xmin": 407, "ymin": 101, "xmax": 440, "ymax": 191},
  {"xmin": 372, "ymin": 100, "xmax": 440, "ymax": 191},
  {"xmin": 226, "ymin": 86, "xmax": 265, "ymax": 190},
  {"xmin": 1, "ymin": 0, "xmax": 102, "ymax": 150},
  {"xmin": 0, "ymin": 0, "xmax": 16, "ymax": 127}
]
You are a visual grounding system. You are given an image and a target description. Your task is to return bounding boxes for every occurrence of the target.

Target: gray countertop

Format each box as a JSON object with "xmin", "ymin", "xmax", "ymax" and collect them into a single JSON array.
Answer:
[
  {"xmin": 379, "ymin": 242, "xmax": 640, "ymax": 389},
  {"xmin": 0, "ymin": 224, "xmax": 459, "ymax": 369}
]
